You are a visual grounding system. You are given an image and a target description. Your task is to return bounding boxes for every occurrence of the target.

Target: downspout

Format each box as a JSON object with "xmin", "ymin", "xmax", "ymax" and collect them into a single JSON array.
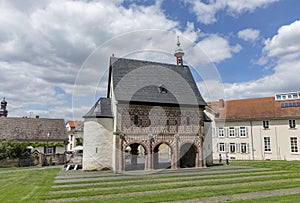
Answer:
[{"xmin": 250, "ymin": 120, "xmax": 254, "ymax": 160}]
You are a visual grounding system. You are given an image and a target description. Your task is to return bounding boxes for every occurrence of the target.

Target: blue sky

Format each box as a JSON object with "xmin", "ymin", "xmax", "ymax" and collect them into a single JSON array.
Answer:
[{"xmin": 0, "ymin": 0, "xmax": 300, "ymax": 120}]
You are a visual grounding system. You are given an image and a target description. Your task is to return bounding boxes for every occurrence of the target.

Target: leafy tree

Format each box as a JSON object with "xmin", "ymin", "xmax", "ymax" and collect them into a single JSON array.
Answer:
[{"xmin": 0, "ymin": 140, "xmax": 29, "ymax": 160}]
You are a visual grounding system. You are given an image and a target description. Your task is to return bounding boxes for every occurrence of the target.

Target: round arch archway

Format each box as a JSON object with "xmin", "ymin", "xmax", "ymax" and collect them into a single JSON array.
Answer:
[
  {"xmin": 179, "ymin": 143, "xmax": 198, "ymax": 168},
  {"xmin": 153, "ymin": 142, "xmax": 172, "ymax": 169},
  {"xmin": 124, "ymin": 142, "xmax": 147, "ymax": 171}
]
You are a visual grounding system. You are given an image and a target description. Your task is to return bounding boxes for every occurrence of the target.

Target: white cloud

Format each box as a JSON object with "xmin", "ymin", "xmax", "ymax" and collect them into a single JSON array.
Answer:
[
  {"xmin": 0, "ymin": 0, "xmax": 172, "ymax": 119},
  {"xmin": 263, "ymin": 20, "xmax": 300, "ymax": 61},
  {"xmin": 185, "ymin": 0, "xmax": 279, "ymax": 24},
  {"xmin": 0, "ymin": 0, "xmax": 208, "ymax": 120},
  {"xmin": 224, "ymin": 20, "xmax": 300, "ymax": 100},
  {"xmin": 196, "ymin": 34, "xmax": 242, "ymax": 63},
  {"xmin": 238, "ymin": 28, "xmax": 260, "ymax": 42}
]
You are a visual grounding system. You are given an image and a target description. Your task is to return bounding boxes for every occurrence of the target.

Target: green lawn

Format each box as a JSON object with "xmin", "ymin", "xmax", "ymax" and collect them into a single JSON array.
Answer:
[
  {"xmin": 0, "ymin": 161, "xmax": 300, "ymax": 202},
  {"xmin": 0, "ymin": 167, "xmax": 60, "ymax": 203}
]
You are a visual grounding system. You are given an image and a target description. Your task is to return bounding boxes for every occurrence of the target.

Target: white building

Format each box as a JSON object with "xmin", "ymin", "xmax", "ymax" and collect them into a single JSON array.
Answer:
[
  {"xmin": 207, "ymin": 93, "xmax": 300, "ymax": 161},
  {"xmin": 66, "ymin": 121, "xmax": 83, "ymax": 152}
]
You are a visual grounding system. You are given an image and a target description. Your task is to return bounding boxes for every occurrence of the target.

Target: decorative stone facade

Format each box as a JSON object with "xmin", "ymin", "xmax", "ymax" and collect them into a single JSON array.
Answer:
[{"xmin": 113, "ymin": 103, "xmax": 205, "ymax": 172}]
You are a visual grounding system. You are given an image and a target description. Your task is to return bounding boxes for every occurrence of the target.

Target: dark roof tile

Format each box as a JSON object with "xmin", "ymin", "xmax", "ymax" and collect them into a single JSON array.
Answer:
[{"xmin": 0, "ymin": 117, "xmax": 67, "ymax": 141}]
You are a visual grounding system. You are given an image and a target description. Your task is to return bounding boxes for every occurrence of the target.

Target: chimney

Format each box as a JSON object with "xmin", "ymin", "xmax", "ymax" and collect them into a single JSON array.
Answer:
[{"xmin": 219, "ymin": 99, "xmax": 225, "ymax": 108}]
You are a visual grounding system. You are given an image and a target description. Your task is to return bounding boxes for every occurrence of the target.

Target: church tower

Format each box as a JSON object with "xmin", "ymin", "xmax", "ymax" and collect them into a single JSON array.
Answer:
[
  {"xmin": 174, "ymin": 36, "xmax": 184, "ymax": 66},
  {"xmin": 0, "ymin": 97, "xmax": 8, "ymax": 117}
]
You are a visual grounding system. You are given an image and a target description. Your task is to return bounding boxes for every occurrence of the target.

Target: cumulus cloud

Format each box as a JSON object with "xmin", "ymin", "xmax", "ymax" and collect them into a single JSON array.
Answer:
[
  {"xmin": 197, "ymin": 34, "xmax": 242, "ymax": 63},
  {"xmin": 185, "ymin": 0, "xmax": 279, "ymax": 24},
  {"xmin": 0, "ymin": 0, "xmax": 181, "ymax": 119},
  {"xmin": 224, "ymin": 20, "xmax": 300, "ymax": 100},
  {"xmin": 263, "ymin": 20, "xmax": 300, "ymax": 62},
  {"xmin": 0, "ymin": 0, "xmax": 247, "ymax": 119},
  {"xmin": 238, "ymin": 28, "xmax": 260, "ymax": 42}
]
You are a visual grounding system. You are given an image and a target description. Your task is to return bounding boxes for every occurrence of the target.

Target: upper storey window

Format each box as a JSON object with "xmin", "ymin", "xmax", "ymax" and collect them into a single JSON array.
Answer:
[{"xmin": 275, "ymin": 92, "xmax": 300, "ymax": 101}]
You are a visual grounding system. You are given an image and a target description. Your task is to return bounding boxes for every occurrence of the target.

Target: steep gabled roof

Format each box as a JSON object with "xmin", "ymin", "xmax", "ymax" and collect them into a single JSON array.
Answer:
[
  {"xmin": 107, "ymin": 57, "xmax": 206, "ymax": 107},
  {"xmin": 208, "ymin": 97, "xmax": 300, "ymax": 120},
  {"xmin": 0, "ymin": 117, "xmax": 67, "ymax": 141},
  {"xmin": 83, "ymin": 98, "xmax": 113, "ymax": 118}
]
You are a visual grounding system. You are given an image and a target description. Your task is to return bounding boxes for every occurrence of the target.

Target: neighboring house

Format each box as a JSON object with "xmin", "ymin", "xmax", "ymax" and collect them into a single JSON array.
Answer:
[
  {"xmin": 207, "ymin": 92, "xmax": 300, "ymax": 161},
  {"xmin": 0, "ymin": 116, "xmax": 67, "ymax": 165},
  {"xmin": 83, "ymin": 40, "xmax": 212, "ymax": 172},
  {"xmin": 66, "ymin": 120, "xmax": 84, "ymax": 151}
]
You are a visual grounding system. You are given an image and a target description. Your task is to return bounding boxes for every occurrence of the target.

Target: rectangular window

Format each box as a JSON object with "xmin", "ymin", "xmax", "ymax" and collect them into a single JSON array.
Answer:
[
  {"xmin": 264, "ymin": 137, "xmax": 271, "ymax": 152},
  {"xmin": 218, "ymin": 127, "xmax": 224, "ymax": 137},
  {"xmin": 290, "ymin": 137, "xmax": 298, "ymax": 153},
  {"xmin": 263, "ymin": 121, "xmax": 269, "ymax": 129},
  {"xmin": 229, "ymin": 143, "xmax": 236, "ymax": 153},
  {"xmin": 241, "ymin": 143, "xmax": 247, "ymax": 154},
  {"xmin": 289, "ymin": 120, "xmax": 296, "ymax": 128},
  {"xmin": 218, "ymin": 143, "xmax": 225, "ymax": 152},
  {"xmin": 240, "ymin": 127, "xmax": 246, "ymax": 137},
  {"xmin": 229, "ymin": 127, "xmax": 235, "ymax": 137},
  {"xmin": 45, "ymin": 146, "xmax": 54, "ymax": 155}
]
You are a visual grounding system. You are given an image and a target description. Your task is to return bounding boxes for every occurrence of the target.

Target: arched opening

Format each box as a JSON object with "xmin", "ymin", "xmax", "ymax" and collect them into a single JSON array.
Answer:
[
  {"xmin": 125, "ymin": 143, "xmax": 146, "ymax": 171},
  {"xmin": 153, "ymin": 143, "xmax": 172, "ymax": 169},
  {"xmin": 180, "ymin": 143, "xmax": 197, "ymax": 168}
]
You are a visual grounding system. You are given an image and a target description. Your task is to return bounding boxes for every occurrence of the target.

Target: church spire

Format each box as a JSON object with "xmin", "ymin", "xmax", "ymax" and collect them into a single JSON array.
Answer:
[
  {"xmin": 174, "ymin": 36, "xmax": 184, "ymax": 66},
  {"xmin": 0, "ymin": 97, "xmax": 8, "ymax": 117}
]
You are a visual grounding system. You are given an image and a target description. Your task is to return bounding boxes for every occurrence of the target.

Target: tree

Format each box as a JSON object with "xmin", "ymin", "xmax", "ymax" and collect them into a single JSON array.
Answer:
[{"xmin": 0, "ymin": 140, "xmax": 29, "ymax": 160}]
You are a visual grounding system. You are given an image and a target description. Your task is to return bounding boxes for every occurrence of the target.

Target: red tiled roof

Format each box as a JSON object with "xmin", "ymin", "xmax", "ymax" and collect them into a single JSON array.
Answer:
[
  {"xmin": 208, "ymin": 97, "xmax": 300, "ymax": 120},
  {"xmin": 67, "ymin": 121, "xmax": 83, "ymax": 128}
]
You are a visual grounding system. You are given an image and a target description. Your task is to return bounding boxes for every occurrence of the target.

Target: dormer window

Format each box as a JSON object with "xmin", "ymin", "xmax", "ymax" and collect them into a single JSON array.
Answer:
[{"xmin": 158, "ymin": 85, "xmax": 168, "ymax": 94}]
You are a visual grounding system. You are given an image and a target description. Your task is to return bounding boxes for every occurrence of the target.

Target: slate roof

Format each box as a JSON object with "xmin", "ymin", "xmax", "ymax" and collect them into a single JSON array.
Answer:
[
  {"xmin": 208, "ymin": 97, "xmax": 300, "ymax": 120},
  {"xmin": 108, "ymin": 57, "xmax": 206, "ymax": 107},
  {"xmin": 84, "ymin": 98, "xmax": 113, "ymax": 118},
  {"xmin": 0, "ymin": 117, "xmax": 67, "ymax": 141}
]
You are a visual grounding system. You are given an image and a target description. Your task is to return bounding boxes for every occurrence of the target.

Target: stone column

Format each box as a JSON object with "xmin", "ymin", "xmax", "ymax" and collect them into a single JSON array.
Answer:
[
  {"xmin": 146, "ymin": 134, "xmax": 154, "ymax": 170},
  {"xmin": 171, "ymin": 134, "xmax": 179, "ymax": 169}
]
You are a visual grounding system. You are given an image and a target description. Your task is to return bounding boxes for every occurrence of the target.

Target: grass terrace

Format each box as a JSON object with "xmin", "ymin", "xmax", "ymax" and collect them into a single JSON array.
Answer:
[{"xmin": 0, "ymin": 161, "xmax": 300, "ymax": 202}]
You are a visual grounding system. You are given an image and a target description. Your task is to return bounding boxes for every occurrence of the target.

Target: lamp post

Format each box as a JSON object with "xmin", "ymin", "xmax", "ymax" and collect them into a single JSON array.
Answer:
[
  {"xmin": 47, "ymin": 132, "xmax": 51, "ymax": 154},
  {"xmin": 46, "ymin": 132, "xmax": 51, "ymax": 166}
]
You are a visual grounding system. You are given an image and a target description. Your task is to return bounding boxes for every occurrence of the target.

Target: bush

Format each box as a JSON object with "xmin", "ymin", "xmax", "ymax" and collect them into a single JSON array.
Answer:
[{"xmin": 0, "ymin": 140, "xmax": 29, "ymax": 160}]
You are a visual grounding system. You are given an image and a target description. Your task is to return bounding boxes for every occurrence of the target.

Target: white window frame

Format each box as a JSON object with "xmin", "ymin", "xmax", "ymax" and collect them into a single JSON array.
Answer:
[
  {"xmin": 218, "ymin": 127, "xmax": 225, "ymax": 137},
  {"xmin": 229, "ymin": 127, "xmax": 235, "ymax": 137},
  {"xmin": 46, "ymin": 146, "xmax": 54, "ymax": 155},
  {"xmin": 264, "ymin": 137, "xmax": 271, "ymax": 152},
  {"xmin": 240, "ymin": 127, "xmax": 246, "ymax": 137},
  {"xmin": 290, "ymin": 137, "xmax": 298, "ymax": 153},
  {"xmin": 229, "ymin": 143, "xmax": 236, "ymax": 153},
  {"xmin": 289, "ymin": 120, "xmax": 296, "ymax": 129},
  {"xmin": 263, "ymin": 120, "xmax": 269, "ymax": 129},
  {"xmin": 218, "ymin": 143, "xmax": 225, "ymax": 152},
  {"xmin": 240, "ymin": 143, "xmax": 248, "ymax": 154}
]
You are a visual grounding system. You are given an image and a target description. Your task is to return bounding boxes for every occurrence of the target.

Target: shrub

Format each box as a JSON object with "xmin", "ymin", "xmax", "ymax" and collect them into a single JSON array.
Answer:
[{"xmin": 0, "ymin": 140, "xmax": 29, "ymax": 160}]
